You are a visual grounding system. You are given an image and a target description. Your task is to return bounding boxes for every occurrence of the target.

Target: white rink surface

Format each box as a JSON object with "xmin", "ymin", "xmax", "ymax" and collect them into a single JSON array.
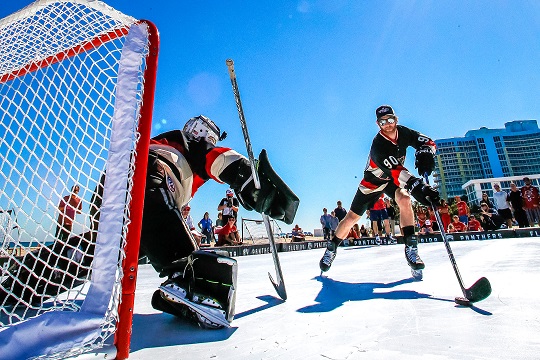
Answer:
[{"xmin": 126, "ymin": 237, "xmax": 540, "ymax": 360}]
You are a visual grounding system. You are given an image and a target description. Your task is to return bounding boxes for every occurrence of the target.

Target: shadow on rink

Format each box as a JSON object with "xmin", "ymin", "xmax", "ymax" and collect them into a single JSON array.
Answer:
[
  {"xmin": 297, "ymin": 276, "xmax": 454, "ymax": 313},
  {"xmin": 129, "ymin": 312, "xmax": 237, "ymax": 351},
  {"xmin": 234, "ymin": 295, "xmax": 285, "ymax": 320},
  {"xmin": 129, "ymin": 295, "xmax": 283, "ymax": 351}
]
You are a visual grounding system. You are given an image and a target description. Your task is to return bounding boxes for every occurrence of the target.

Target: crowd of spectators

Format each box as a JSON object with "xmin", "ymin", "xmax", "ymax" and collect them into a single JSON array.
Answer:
[
  {"xmin": 413, "ymin": 176, "xmax": 540, "ymax": 234},
  {"xmin": 320, "ymin": 198, "xmax": 398, "ymax": 243}
]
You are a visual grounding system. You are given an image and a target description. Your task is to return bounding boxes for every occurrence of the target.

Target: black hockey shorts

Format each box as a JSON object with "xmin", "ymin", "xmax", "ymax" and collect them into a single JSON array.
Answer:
[{"xmin": 350, "ymin": 181, "xmax": 398, "ymax": 216}]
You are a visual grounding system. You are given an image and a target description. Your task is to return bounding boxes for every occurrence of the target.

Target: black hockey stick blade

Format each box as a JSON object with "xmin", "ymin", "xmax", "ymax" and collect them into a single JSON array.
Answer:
[
  {"xmin": 465, "ymin": 276, "xmax": 492, "ymax": 303},
  {"xmin": 454, "ymin": 277, "xmax": 492, "ymax": 306},
  {"xmin": 268, "ymin": 273, "xmax": 287, "ymax": 301}
]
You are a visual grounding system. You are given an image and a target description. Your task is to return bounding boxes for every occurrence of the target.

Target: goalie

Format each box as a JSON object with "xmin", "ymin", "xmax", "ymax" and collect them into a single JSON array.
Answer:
[
  {"xmin": 0, "ymin": 115, "xmax": 298, "ymax": 329},
  {"xmin": 141, "ymin": 115, "xmax": 299, "ymax": 328}
]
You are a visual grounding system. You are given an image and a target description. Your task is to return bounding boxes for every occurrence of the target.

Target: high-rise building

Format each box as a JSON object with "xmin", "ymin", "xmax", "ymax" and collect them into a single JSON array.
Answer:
[{"xmin": 434, "ymin": 120, "xmax": 540, "ymax": 200}]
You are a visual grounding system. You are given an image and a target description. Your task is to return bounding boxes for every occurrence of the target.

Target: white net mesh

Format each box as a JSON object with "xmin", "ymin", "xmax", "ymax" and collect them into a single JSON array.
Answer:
[
  {"xmin": 0, "ymin": 1, "xmax": 154, "ymax": 358},
  {"xmin": 241, "ymin": 218, "xmax": 283, "ymax": 243}
]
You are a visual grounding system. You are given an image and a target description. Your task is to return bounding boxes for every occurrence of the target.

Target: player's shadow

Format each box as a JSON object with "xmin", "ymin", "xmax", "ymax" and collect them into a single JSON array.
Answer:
[
  {"xmin": 129, "ymin": 312, "xmax": 237, "ymax": 351},
  {"xmin": 128, "ymin": 295, "xmax": 281, "ymax": 351},
  {"xmin": 298, "ymin": 276, "xmax": 452, "ymax": 313}
]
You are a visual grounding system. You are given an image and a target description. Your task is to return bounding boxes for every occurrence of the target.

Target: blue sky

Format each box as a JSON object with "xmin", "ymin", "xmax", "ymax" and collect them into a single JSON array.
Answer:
[{"xmin": 3, "ymin": 1, "xmax": 540, "ymax": 233}]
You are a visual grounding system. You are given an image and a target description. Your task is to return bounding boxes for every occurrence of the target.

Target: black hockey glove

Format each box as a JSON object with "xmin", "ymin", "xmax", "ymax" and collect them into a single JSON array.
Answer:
[
  {"xmin": 415, "ymin": 145, "xmax": 435, "ymax": 176},
  {"xmin": 406, "ymin": 177, "xmax": 440, "ymax": 207},
  {"xmin": 221, "ymin": 149, "xmax": 299, "ymax": 224}
]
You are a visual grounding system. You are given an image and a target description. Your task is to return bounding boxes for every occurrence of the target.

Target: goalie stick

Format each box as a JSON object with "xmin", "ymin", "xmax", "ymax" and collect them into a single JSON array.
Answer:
[
  {"xmin": 424, "ymin": 174, "xmax": 491, "ymax": 306},
  {"xmin": 226, "ymin": 59, "xmax": 287, "ymax": 301}
]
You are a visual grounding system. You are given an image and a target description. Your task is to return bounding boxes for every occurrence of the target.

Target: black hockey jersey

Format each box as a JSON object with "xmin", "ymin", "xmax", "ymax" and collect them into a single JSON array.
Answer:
[{"xmin": 361, "ymin": 125, "xmax": 436, "ymax": 190}]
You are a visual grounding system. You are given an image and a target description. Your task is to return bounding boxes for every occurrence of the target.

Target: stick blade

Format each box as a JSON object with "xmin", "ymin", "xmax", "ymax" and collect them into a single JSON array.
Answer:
[
  {"xmin": 465, "ymin": 276, "xmax": 492, "ymax": 303},
  {"xmin": 268, "ymin": 272, "xmax": 287, "ymax": 300}
]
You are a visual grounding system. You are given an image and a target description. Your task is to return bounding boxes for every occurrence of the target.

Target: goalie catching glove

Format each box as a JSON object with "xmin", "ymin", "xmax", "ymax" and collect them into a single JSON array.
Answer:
[
  {"xmin": 406, "ymin": 177, "xmax": 440, "ymax": 207},
  {"xmin": 415, "ymin": 145, "xmax": 435, "ymax": 176},
  {"xmin": 219, "ymin": 149, "xmax": 299, "ymax": 224}
]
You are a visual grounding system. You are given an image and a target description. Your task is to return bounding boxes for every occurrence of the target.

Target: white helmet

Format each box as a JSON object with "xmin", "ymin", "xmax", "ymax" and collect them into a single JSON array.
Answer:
[{"xmin": 183, "ymin": 115, "xmax": 226, "ymax": 145}]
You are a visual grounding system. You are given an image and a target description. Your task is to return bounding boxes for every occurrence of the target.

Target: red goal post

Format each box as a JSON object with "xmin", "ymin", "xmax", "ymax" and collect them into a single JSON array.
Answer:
[{"xmin": 0, "ymin": 1, "xmax": 158, "ymax": 359}]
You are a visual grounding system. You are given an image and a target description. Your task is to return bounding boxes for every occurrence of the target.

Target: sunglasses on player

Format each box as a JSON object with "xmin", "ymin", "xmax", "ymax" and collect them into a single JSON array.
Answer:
[{"xmin": 377, "ymin": 116, "xmax": 396, "ymax": 126}]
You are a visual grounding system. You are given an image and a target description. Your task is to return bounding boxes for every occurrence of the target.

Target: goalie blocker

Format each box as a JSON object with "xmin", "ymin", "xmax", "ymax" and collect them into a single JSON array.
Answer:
[{"xmin": 151, "ymin": 249, "xmax": 237, "ymax": 329}]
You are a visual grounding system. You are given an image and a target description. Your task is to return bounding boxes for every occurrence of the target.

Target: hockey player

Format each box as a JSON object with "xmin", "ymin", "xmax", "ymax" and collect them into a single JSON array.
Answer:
[
  {"xmin": 319, "ymin": 105, "xmax": 439, "ymax": 276},
  {"xmin": 142, "ymin": 115, "xmax": 299, "ymax": 328}
]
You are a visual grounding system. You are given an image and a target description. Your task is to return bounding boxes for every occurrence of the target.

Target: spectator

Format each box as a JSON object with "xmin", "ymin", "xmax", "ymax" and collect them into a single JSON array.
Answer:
[
  {"xmin": 291, "ymin": 224, "xmax": 305, "ymax": 242},
  {"xmin": 508, "ymin": 182, "xmax": 528, "ymax": 228},
  {"xmin": 455, "ymin": 196, "xmax": 470, "ymax": 225},
  {"xmin": 55, "ymin": 185, "xmax": 83, "ymax": 242},
  {"xmin": 329, "ymin": 211, "xmax": 339, "ymax": 238},
  {"xmin": 449, "ymin": 215, "xmax": 467, "ymax": 232},
  {"xmin": 384, "ymin": 197, "xmax": 397, "ymax": 236},
  {"xmin": 217, "ymin": 189, "xmax": 239, "ymax": 223},
  {"xmin": 447, "ymin": 223, "xmax": 456, "ymax": 233},
  {"xmin": 418, "ymin": 218, "xmax": 434, "ymax": 234},
  {"xmin": 478, "ymin": 202, "xmax": 505, "ymax": 231},
  {"xmin": 214, "ymin": 212, "xmax": 225, "ymax": 242},
  {"xmin": 359, "ymin": 224, "xmax": 369, "ymax": 237},
  {"xmin": 369, "ymin": 194, "xmax": 394, "ymax": 244},
  {"xmin": 182, "ymin": 205, "xmax": 202, "ymax": 245},
  {"xmin": 437, "ymin": 198, "xmax": 452, "ymax": 232},
  {"xmin": 427, "ymin": 207, "xmax": 439, "ymax": 231},
  {"xmin": 492, "ymin": 183, "xmax": 513, "ymax": 228},
  {"xmin": 333, "ymin": 200, "xmax": 347, "ymax": 222},
  {"xmin": 216, "ymin": 216, "xmax": 242, "ymax": 246},
  {"xmin": 346, "ymin": 224, "xmax": 360, "ymax": 240},
  {"xmin": 198, "ymin": 212, "xmax": 213, "ymax": 245},
  {"xmin": 520, "ymin": 177, "xmax": 540, "ymax": 227},
  {"xmin": 481, "ymin": 192, "xmax": 494, "ymax": 209},
  {"xmin": 216, "ymin": 212, "xmax": 225, "ymax": 227},
  {"xmin": 467, "ymin": 215, "xmax": 483, "ymax": 231},
  {"xmin": 416, "ymin": 206, "xmax": 428, "ymax": 229},
  {"xmin": 320, "ymin": 208, "xmax": 332, "ymax": 241}
]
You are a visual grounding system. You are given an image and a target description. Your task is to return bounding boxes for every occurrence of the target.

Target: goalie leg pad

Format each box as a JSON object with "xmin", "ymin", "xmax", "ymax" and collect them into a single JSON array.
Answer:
[{"xmin": 153, "ymin": 249, "xmax": 238, "ymax": 326}]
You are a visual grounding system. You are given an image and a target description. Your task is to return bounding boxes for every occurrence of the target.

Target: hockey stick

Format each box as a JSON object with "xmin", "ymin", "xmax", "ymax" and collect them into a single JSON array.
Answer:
[
  {"xmin": 423, "ymin": 173, "xmax": 491, "ymax": 306},
  {"xmin": 226, "ymin": 59, "xmax": 287, "ymax": 300}
]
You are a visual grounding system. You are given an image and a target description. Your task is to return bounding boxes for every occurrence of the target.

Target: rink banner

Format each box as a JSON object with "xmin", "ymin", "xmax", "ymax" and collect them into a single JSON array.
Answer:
[
  {"xmin": 135, "ymin": 228, "xmax": 539, "ymax": 264},
  {"xmin": 280, "ymin": 240, "xmax": 327, "ymax": 252},
  {"xmin": 223, "ymin": 244, "xmax": 274, "ymax": 257},
  {"xmin": 344, "ymin": 238, "xmax": 386, "ymax": 246},
  {"xmin": 514, "ymin": 228, "xmax": 540, "ymax": 238}
]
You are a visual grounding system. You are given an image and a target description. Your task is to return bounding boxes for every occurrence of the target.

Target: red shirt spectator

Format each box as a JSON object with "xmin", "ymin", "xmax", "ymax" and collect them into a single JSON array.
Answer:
[
  {"xmin": 416, "ymin": 207, "xmax": 427, "ymax": 228},
  {"xmin": 346, "ymin": 227, "xmax": 359, "ymax": 239},
  {"xmin": 467, "ymin": 216, "xmax": 483, "ymax": 231},
  {"xmin": 216, "ymin": 217, "xmax": 242, "ymax": 246},
  {"xmin": 520, "ymin": 179, "xmax": 540, "ymax": 210},
  {"xmin": 455, "ymin": 196, "xmax": 469, "ymax": 216},
  {"xmin": 449, "ymin": 215, "xmax": 467, "ymax": 232},
  {"xmin": 437, "ymin": 199, "xmax": 451, "ymax": 231}
]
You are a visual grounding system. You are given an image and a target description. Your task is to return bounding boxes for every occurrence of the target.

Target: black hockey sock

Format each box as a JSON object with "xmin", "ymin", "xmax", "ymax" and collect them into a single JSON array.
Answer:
[
  {"xmin": 402, "ymin": 226, "xmax": 415, "ymax": 238},
  {"xmin": 402, "ymin": 226, "xmax": 417, "ymax": 247},
  {"xmin": 331, "ymin": 236, "xmax": 342, "ymax": 246}
]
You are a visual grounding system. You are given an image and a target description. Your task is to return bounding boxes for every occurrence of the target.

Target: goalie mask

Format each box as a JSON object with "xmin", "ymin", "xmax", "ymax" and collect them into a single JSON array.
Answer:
[{"xmin": 183, "ymin": 115, "xmax": 227, "ymax": 145}]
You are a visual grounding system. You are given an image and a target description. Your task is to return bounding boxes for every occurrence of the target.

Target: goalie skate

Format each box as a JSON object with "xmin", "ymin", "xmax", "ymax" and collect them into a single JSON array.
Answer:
[{"xmin": 159, "ymin": 282, "xmax": 230, "ymax": 329}]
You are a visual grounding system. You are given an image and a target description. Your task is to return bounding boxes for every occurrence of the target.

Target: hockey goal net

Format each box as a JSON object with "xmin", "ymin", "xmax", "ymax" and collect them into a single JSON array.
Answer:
[
  {"xmin": 241, "ymin": 218, "xmax": 284, "ymax": 244},
  {"xmin": 0, "ymin": 1, "xmax": 158, "ymax": 359}
]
